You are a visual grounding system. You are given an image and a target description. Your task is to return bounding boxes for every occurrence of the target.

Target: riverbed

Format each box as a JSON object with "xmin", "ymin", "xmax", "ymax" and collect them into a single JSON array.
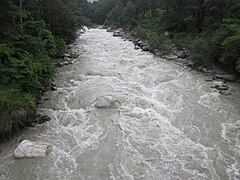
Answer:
[{"xmin": 1, "ymin": 28, "xmax": 240, "ymax": 180}]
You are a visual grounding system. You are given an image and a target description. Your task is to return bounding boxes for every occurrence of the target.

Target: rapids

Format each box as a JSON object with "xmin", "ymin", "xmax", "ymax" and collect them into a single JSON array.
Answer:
[{"xmin": 1, "ymin": 29, "xmax": 240, "ymax": 180}]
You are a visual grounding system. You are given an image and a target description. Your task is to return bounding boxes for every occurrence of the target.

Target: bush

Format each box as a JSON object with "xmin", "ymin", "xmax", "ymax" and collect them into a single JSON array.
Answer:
[
  {"xmin": 54, "ymin": 37, "xmax": 67, "ymax": 57},
  {"xmin": 133, "ymin": 26, "xmax": 148, "ymax": 39},
  {"xmin": 189, "ymin": 36, "xmax": 211, "ymax": 66},
  {"xmin": 0, "ymin": 87, "xmax": 36, "ymax": 133},
  {"xmin": 212, "ymin": 19, "xmax": 240, "ymax": 73}
]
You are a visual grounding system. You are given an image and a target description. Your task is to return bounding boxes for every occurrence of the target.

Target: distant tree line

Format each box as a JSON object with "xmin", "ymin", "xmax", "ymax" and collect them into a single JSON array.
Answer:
[
  {"xmin": 0, "ymin": 0, "xmax": 91, "ymax": 138},
  {"xmin": 89, "ymin": 0, "xmax": 240, "ymax": 73}
]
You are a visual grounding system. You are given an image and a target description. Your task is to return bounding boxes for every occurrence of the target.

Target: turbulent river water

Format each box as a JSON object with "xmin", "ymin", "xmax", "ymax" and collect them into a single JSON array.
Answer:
[{"xmin": 1, "ymin": 29, "xmax": 240, "ymax": 180}]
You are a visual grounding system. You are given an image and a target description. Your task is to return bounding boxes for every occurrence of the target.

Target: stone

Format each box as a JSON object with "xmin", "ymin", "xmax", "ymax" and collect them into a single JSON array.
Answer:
[
  {"xmin": 155, "ymin": 52, "xmax": 163, "ymax": 57},
  {"xmin": 137, "ymin": 40, "xmax": 144, "ymax": 47},
  {"xmin": 14, "ymin": 140, "xmax": 52, "ymax": 159},
  {"xmin": 107, "ymin": 27, "xmax": 112, "ymax": 32},
  {"xmin": 164, "ymin": 55, "xmax": 178, "ymax": 61},
  {"xmin": 142, "ymin": 45, "xmax": 150, "ymax": 51},
  {"xmin": 219, "ymin": 90, "xmax": 232, "ymax": 96},
  {"xmin": 134, "ymin": 46, "xmax": 140, "ymax": 50},
  {"xmin": 177, "ymin": 51, "xmax": 188, "ymax": 58},
  {"xmin": 64, "ymin": 57, "xmax": 71, "ymax": 62},
  {"xmin": 164, "ymin": 31, "xmax": 170, "ymax": 37},
  {"xmin": 70, "ymin": 52, "xmax": 79, "ymax": 58},
  {"xmin": 63, "ymin": 53, "xmax": 71, "ymax": 58},
  {"xmin": 34, "ymin": 115, "xmax": 51, "ymax": 124},
  {"xmin": 50, "ymin": 83, "xmax": 57, "ymax": 91},
  {"xmin": 215, "ymin": 74, "xmax": 238, "ymax": 82},
  {"xmin": 56, "ymin": 62, "xmax": 64, "ymax": 67},
  {"xmin": 68, "ymin": 60, "xmax": 76, "ymax": 65},
  {"xmin": 212, "ymin": 84, "xmax": 229, "ymax": 91},
  {"xmin": 113, "ymin": 31, "xmax": 121, "ymax": 37},
  {"xmin": 95, "ymin": 96, "xmax": 115, "ymax": 108},
  {"xmin": 51, "ymin": 86, "xmax": 57, "ymax": 91}
]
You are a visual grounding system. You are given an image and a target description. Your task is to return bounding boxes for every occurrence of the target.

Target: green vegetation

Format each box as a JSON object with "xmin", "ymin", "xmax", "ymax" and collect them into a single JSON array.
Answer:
[
  {"xmin": 89, "ymin": 0, "xmax": 240, "ymax": 72},
  {"xmin": 0, "ymin": 0, "xmax": 90, "ymax": 138}
]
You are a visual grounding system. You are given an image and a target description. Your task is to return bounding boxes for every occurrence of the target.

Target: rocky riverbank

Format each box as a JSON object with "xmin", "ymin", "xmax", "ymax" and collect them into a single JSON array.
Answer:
[{"xmin": 103, "ymin": 26, "xmax": 239, "ymax": 96}]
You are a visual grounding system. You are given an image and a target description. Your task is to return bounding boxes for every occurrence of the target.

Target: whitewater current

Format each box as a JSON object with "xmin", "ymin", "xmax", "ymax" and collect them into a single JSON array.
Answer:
[{"xmin": 1, "ymin": 29, "xmax": 240, "ymax": 180}]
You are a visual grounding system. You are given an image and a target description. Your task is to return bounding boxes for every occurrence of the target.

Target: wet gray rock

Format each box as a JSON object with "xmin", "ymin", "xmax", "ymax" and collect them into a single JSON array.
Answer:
[
  {"xmin": 142, "ymin": 45, "xmax": 150, "ymax": 51},
  {"xmin": 113, "ymin": 32, "xmax": 121, "ymax": 37},
  {"xmin": 137, "ymin": 40, "xmax": 144, "ymax": 47},
  {"xmin": 50, "ymin": 83, "xmax": 57, "ymax": 91},
  {"xmin": 14, "ymin": 140, "xmax": 52, "ymax": 159},
  {"xmin": 64, "ymin": 57, "xmax": 71, "ymax": 62},
  {"xmin": 57, "ymin": 62, "xmax": 64, "ymax": 67},
  {"xmin": 68, "ymin": 60, "xmax": 76, "ymax": 64},
  {"xmin": 107, "ymin": 27, "xmax": 113, "ymax": 32},
  {"xmin": 219, "ymin": 90, "xmax": 232, "ymax": 96},
  {"xmin": 215, "ymin": 74, "xmax": 238, "ymax": 82},
  {"xmin": 164, "ymin": 55, "xmax": 178, "ymax": 61},
  {"xmin": 210, "ymin": 81, "xmax": 229, "ymax": 91},
  {"xmin": 70, "ymin": 52, "xmax": 79, "ymax": 58},
  {"xmin": 34, "ymin": 115, "xmax": 51, "ymax": 124},
  {"xmin": 51, "ymin": 86, "xmax": 57, "ymax": 91},
  {"xmin": 212, "ymin": 84, "xmax": 229, "ymax": 91},
  {"xmin": 177, "ymin": 51, "xmax": 188, "ymax": 59},
  {"xmin": 134, "ymin": 46, "xmax": 140, "ymax": 50},
  {"xmin": 64, "ymin": 53, "xmax": 71, "ymax": 58},
  {"xmin": 95, "ymin": 96, "xmax": 116, "ymax": 108},
  {"xmin": 133, "ymin": 38, "xmax": 141, "ymax": 45}
]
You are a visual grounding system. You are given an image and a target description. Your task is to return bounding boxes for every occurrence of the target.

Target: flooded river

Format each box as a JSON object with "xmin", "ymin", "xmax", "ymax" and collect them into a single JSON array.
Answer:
[{"xmin": 1, "ymin": 29, "xmax": 240, "ymax": 180}]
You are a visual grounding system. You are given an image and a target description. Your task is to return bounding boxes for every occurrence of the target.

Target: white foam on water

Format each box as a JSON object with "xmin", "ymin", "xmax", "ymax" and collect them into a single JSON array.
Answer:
[{"xmin": 1, "ymin": 28, "xmax": 240, "ymax": 180}]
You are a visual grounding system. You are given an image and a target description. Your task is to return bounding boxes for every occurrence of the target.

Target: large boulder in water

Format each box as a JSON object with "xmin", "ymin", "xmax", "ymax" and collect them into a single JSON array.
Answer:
[
  {"xmin": 95, "ymin": 96, "xmax": 116, "ymax": 108},
  {"xmin": 14, "ymin": 140, "xmax": 52, "ymax": 159}
]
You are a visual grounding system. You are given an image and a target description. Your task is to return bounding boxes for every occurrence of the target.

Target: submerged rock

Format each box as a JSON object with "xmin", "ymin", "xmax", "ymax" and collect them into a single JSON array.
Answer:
[
  {"xmin": 95, "ymin": 96, "xmax": 116, "ymax": 108},
  {"xmin": 14, "ymin": 140, "xmax": 52, "ymax": 159}
]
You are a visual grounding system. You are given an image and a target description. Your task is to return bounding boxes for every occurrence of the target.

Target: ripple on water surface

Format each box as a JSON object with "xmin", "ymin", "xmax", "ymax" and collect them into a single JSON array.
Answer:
[{"xmin": 0, "ymin": 29, "xmax": 240, "ymax": 180}]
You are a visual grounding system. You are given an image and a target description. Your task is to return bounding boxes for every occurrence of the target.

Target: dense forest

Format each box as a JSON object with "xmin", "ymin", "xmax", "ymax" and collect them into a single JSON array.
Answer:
[
  {"xmin": 0, "ymin": 0, "xmax": 91, "ymax": 139},
  {"xmin": 89, "ymin": 0, "xmax": 240, "ymax": 73}
]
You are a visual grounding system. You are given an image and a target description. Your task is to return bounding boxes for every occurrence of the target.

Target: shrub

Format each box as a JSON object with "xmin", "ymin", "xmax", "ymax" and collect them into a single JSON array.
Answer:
[
  {"xmin": 212, "ymin": 19, "xmax": 240, "ymax": 72},
  {"xmin": 133, "ymin": 26, "xmax": 148, "ymax": 39},
  {"xmin": 0, "ymin": 87, "xmax": 36, "ymax": 133},
  {"xmin": 189, "ymin": 36, "xmax": 211, "ymax": 66},
  {"xmin": 54, "ymin": 37, "xmax": 67, "ymax": 57}
]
